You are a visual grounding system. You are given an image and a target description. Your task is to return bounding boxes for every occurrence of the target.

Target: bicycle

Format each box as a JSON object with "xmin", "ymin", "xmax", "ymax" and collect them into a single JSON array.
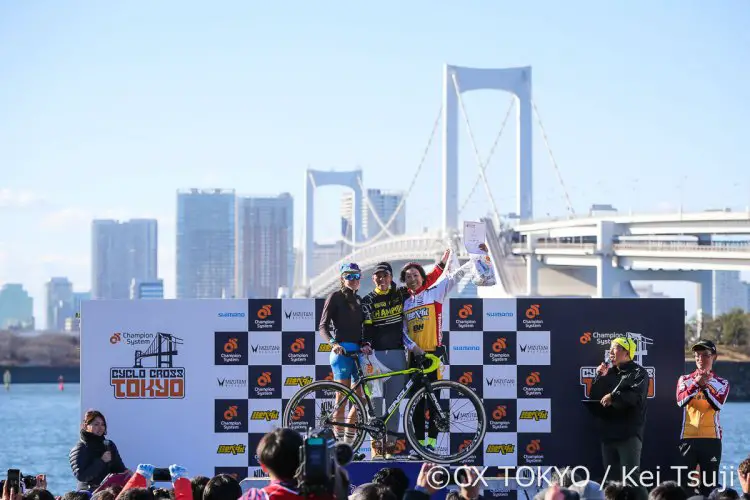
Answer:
[{"xmin": 281, "ymin": 350, "xmax": 487, "ymax": 464}]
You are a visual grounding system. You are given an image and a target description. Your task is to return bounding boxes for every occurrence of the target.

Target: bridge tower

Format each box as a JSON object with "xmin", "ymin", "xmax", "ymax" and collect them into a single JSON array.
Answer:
[
  {"xmin": 303, "ymin": 169, "xmax": 364, "ymax": 286},
  {"xmin": 442, "ymin": 65, "xmax": 533, "ymax": 232}
]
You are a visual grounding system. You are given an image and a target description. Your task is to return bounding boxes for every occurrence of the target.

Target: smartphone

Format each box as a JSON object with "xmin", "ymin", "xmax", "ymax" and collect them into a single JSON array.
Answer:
[
  {"xmin": 152, "ymin": 468, "xmax": 171, "ymax": 482},
  {"xmin": 6, "ymin": 470, "xmax": 21, "ymax": 492}
]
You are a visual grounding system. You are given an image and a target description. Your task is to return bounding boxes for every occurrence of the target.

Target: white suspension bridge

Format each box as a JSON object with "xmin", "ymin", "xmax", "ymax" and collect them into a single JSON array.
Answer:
[{"xmin": 291, "ymin": 64, "xmax": 750, "ymax": 310}]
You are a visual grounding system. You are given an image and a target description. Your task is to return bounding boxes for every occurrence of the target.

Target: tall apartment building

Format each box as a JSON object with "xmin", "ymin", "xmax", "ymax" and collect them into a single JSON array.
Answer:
[
  {"xmin": 712, "ymin": 271, "xmax": 748, "ymax": 316},
  {"xmin": 46, "ymin": 277, "xmax": 74, "ymax": 331},
  {"xmin": 176, "ymin": 189, "xmax": 236, "ymax": 299},
  {"xmin": 0, "ymin": 284, "xmax": 34, "ymax": 330},
  {"xmin": 341, "ymin": 189, "xmax": 405, "ymax": 242},
  {"xmin": 237, "ymin": 193, "xmax": 294, "ymax": 299},
  {"xmin": 92, "ymin": 219, "xmax": 158, "ymax": 300}
]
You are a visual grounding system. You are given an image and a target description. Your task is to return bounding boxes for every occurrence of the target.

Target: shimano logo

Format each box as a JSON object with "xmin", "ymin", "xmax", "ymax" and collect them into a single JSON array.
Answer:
[
  {"xmin": 487, "ymin": 312, "xmax": 514, "ymax": 317},
  {"xmin": 218, "ymin": 312, "xmax": 245, "ymax": 318}
]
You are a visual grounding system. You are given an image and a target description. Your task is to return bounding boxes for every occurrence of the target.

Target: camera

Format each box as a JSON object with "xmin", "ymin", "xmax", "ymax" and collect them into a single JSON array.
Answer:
[
  {"xmin": 22, "ymin": 474, "xmax": 37, "ymax": 489},
  {"xmin": 152, "ymin": 468, "xmax": 172, "ymax": 482},
  {"xmin": 297, "ymin": 428, "xmax": 352, "ymax": 498},
  {"xmin": 3, "ymin": 470, "xmax": 37, "ymax": 491}
]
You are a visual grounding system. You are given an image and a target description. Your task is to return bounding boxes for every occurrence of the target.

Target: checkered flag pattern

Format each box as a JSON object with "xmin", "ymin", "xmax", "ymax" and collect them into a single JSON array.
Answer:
[{"xmin": 212, "ymin": 297, "xmax": 554, "ymax": 476}]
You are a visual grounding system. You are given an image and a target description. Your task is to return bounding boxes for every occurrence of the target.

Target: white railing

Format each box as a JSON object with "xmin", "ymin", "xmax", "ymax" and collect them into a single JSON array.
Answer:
[
  {"xmin": 307, "ymin": 232, "xmax": 448, "ymax": 297},
  {"xmin": 510, "ymin": 241, "xmax": 750, "ymax": 254},
  {"xmin": 511, "ymin": 242, "xmax": 596, "ymax": 251},
  {"xmin": 515, "ymin": 208, "xmax": 750, "ymax": 225},
  {"xmin": 613, "ymin": 242, "xmax": 750, "ymax": 252}
]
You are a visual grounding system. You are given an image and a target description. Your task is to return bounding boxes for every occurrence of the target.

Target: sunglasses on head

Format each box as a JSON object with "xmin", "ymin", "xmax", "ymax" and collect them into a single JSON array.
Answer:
[{"xmin": 343, "ymin": 273, "xmax": 361, "ymax": 281}]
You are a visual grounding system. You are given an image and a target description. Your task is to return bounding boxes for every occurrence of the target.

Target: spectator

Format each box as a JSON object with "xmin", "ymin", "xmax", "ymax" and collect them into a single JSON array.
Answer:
[
  {"xmin": 349, "ymin": 483, "xmax": 397, "ymax": 500},
  {"xmin": 190, "ymin": 477, "xmax": 210, "ymax": 500},
  {"xmin": 603, "ymin": 482, "xmax": 640, "ymax": 500},
  {"xmin": 241, "ymin": 428, "xmax": 303, "ymax": 500},
  {"xmin": 372, "ymin": 468, "xmax": 409, "ymax": 500},
  {"xmin": 203, "ymin": 475, "xmax": 242, "ymax": 500},
  {"xmin": 649, "ymin": 482, "xmax": 687, "ymax": 500}
]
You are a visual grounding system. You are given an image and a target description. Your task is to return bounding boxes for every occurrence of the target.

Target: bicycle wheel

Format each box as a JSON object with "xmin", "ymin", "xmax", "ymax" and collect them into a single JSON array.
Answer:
[
  {"xmin": 403, "ymin": 379, "xmax": 487, "ymax": 464},
  {"xmin": 282, "ymin": 380, "xmax": 368, "ymax": 452}
]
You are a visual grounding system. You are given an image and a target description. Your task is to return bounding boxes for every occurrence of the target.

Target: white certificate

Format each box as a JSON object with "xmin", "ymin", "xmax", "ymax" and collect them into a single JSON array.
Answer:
[{"xmin": 463, "ymin": 221, "xmax": 486, "ymax": 254}]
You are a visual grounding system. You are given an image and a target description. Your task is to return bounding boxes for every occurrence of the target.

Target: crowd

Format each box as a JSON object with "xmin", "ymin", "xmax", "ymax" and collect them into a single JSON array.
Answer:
[{"xmin": 2, "ymin": 415, "xmax": 750, "ymax": 500}]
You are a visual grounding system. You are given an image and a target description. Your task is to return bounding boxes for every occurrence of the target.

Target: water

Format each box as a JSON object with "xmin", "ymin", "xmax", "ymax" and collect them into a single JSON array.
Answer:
[{"xmin": 0, "ymin": 384, "xmax": 748, "ymax": 495}]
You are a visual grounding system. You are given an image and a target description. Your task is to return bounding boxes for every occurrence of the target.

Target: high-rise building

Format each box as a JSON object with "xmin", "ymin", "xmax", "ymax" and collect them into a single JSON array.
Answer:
[
  {"xmin": 712, "ymin": 271, "xmax": 748, "ymax": 316},
  {"xmin": 177, "ymin": 188, "xmax": 236, "ymax": 299},
  {"xmin": 91, "ymin": 219, "xmax": 158, "ymax": 300},
  {"xmin": 341, "ymin": 189, "xmax": 405, "ymax": 242},
  {"xmin": 0, "ymin": 284, "xmax": 34, "ymax": 330},
  {"xmin": 237, "ymin": 193, "xmax": 293, "ymax": 298},
  {"xmin": 46, "ymin": 277, "xmax": 74, "ymax": 331},
  {"xmin": 130, "ymin": 279, "xmax": 164, "ymax": 299}
]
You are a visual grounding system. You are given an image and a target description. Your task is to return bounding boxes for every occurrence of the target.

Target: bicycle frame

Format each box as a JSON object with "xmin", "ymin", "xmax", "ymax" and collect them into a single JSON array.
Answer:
[{"xmin": 326, "ymin": 353, "xmax": 442, "ymax": 437}]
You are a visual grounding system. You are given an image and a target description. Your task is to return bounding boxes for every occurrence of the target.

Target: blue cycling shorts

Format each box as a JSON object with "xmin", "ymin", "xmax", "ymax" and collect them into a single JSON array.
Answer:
[{"xmin": 330, "ymin": 342, "xmax": 362, "ymax": 381}]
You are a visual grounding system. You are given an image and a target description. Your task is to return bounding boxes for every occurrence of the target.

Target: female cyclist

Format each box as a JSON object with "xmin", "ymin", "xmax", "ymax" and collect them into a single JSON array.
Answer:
[
  {"xmin": 401, "ymin": 244, "xmax": 486, "ymax": 456},
  {"xmin": 318, "ymin": 262, "xmax": 372, "ymax": 443}
]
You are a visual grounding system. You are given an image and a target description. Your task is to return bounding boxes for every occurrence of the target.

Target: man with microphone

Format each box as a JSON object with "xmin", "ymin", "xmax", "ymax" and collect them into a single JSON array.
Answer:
[{"xmin": 588, "ymin": 336, "xmax": 649, "ymax": 486}]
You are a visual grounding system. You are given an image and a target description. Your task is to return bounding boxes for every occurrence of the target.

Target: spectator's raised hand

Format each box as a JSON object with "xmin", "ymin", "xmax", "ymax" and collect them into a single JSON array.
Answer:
[
  {"xmin": 416, "ymin": 462, "xmax": 440, "ymax": 495},
  {"xmin": 35, "ymin": 475, "xmax": 48, "ymax": 490},
  {"xmin": 738, "ymin": 466, "xmax": 749, "ymax": 494},
  {"xmin": 169, "ymin": 465, "xmax": 189, "ymax": 482},
  {"xmin": 1, "ymin": 477, "xmax": 21, "ymax": 500},
  {"xmin": 136, "ymin": 464, "xmax": 156, "ymax": 484}
]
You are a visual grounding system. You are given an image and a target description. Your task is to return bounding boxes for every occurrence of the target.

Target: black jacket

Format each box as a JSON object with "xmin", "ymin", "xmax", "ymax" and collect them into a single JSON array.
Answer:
[
  {"xmin": 319, "ymin": 287, "xmax": 366, "ymax": 345},
  {"xmin": 361, "ymin": 284, "xmax": 407, "ymax": 350},
  {"xmin": 69, "ymin": 430, "xmax": 127, "ymax": 491},
  {"xmin": 589, "ymin": 360, "xmax": 649, "ymax": 442}
]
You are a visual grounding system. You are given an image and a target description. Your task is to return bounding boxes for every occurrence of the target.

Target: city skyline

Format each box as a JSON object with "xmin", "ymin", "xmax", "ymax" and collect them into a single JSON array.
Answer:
[{"xmin": 1, "ymin": 2, "xmax": 748, "ymax": 323}]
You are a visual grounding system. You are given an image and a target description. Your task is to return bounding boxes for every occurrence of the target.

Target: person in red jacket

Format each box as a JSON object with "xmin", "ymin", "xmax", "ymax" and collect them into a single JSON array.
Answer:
[
  {"xmin": 117, "ymin": 464, "xmax": 192, "ymax": 500},
  {"xmin": 242, "ymin": 428, "xmax": 328, "ymax": 500}
]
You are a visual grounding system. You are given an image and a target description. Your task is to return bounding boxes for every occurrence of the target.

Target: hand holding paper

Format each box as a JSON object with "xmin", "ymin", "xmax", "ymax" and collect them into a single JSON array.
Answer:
[{"xmin": 463, "ymin": 221, "xmax": 486, "ymax": 254}]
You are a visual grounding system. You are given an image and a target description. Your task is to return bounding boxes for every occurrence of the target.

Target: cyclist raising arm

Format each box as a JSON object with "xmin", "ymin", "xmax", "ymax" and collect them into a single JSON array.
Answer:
[
  {"xmin": 319, "ymin": 262, "xmax": 372, "ymax": 443},
  {"xmin": 401, "ymin": 245, "xmax": 483, "ymax": 456}
]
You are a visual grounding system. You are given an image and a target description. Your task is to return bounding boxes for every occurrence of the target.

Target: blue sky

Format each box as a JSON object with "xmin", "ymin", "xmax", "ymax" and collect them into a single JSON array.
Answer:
[{"xmin": 1, "ymin": 1, "xmax": 749, "ymax": 327}]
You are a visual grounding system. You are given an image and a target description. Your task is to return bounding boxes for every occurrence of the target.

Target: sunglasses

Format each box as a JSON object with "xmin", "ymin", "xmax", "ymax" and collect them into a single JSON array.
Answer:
[{"xmin": 343, "ymin": 273, "xmax": 361, "ymax": 281}]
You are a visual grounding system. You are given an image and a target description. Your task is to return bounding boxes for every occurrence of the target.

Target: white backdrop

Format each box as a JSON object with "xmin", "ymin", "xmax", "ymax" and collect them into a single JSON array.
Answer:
[{"xmin": 81, "ymin": 299, "xmax": 252, "ymax": 477}]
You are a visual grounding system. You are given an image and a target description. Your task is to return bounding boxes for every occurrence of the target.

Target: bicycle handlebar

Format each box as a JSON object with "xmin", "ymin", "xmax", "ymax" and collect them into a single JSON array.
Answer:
[{"xmin": 421, "ymin": 353, "xmax": 441, "ymax": 374}]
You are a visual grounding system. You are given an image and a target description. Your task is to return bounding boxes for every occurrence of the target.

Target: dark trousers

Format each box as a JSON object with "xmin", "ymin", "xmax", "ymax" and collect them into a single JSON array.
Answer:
[
  {"xmin": 601, "ymin": 436, "xmax": 643, "ymax": 485},
  {"xmin": 678, "ymin": 438, "xmax": 722, "ymax": 496},
  {"xmin": 408, "ymin": 351, "xmax": 440, "ymax": 443}
]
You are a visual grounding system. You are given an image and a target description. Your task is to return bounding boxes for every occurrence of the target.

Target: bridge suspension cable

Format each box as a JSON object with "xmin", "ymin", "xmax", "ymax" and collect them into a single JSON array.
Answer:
[
  {"xmin": 327, "ymin": 104, "xmax": 444, "ymax": 249},
  {"xmin": 450, "ymin": 72, "xmax": 504, "ymax": 229},
  {"xmin": 458, "ymin": 96, "xmax": 515, "ymax": 218},
  {"xmin": 355, "ymin": 176, "xmax": 398, "ymax": 240},
  {"xmin": 531, "ymin": 99, "xmax": 576, "ymax": 217}
]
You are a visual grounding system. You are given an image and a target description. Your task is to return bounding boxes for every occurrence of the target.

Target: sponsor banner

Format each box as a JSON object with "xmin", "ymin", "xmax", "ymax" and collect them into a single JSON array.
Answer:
[
  {"xmin": 483, "ymin": 299, "xmax": 517, "ymax": 331},
  {"xmin": 449, "ymin": 331, "xmax": 483, "ymax": 365},
  {"xmin": 281, "ymin": 298, "xmax": 316, "ymax": 332},
  {"xmin": 516, "ymin": 398, "xmax": 551, "ymax": 433},
  {"xmin": 81, "ymin": 297, "xmax": 684, "ymax": 480},
  {"xmin": 516, "ymin": 331, "xmax": 551, "ymax": 366},
  {"xmin": 248, "ymin": 299, "xmax": 281, "ymax": 331}
]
